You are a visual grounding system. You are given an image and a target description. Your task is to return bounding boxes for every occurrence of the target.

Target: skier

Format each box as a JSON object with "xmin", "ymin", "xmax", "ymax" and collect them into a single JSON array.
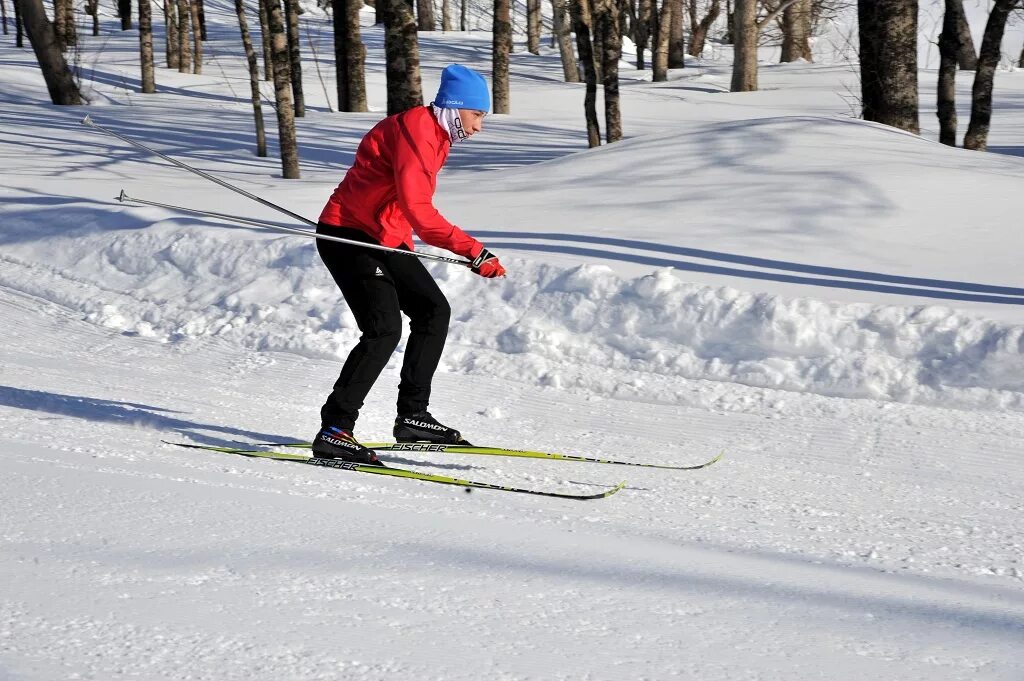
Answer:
[{"xmin": 311, "ymin": 64, "xmax": 506, "ymax": 465}]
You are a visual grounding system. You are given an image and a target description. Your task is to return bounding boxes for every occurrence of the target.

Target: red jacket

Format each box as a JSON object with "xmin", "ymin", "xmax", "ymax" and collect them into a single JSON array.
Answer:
[{"xmin": 318, "ymin": 106, "xmax": 483, "ymax": 260}]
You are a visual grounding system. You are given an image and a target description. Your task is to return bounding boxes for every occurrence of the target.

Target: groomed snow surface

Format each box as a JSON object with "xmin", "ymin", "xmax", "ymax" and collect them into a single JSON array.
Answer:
[{"xmin": 2, "ymin": 1, "xmax": 1024, "ymax": 679}]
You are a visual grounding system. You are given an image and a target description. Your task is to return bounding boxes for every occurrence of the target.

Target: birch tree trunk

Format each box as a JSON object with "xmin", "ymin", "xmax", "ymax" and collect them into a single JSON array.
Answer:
[
  {"xmin": 953, "ymin": 3, "xmax": 976, "ymax": 70},
  {"xmin": 139, "ymin": 0, "xmax": 156, "ymax": 92},
  {"xmin": 259, "ymin": 0, "xmax": 273, "ymax": 80},
  {"xmin": 688, "ymin": 0, "xmax": 720, "ymax": 57},
  {"xmin": 284, "ymin": 0, "xmax": 305, "ymax": 116},
  {"xmin": 53, "ymin": 0, "xmax": 67, "ymax": 50},
  {"xmin": 730, "ymin": 0, "xmax": 757, "ymax": 90},
  {"xmin": 14, "ymin": 0, "xmax": 82, "ymax": 103},
  {"xmin": 594, "ymin": 0, "xmax": 622, "ymax": 142},
  {"xmin": 781, "ymin": 0, "xmax": 812, "ymax": 62},
  {"xmin": 552, "ymin": 0, "xmax": 579, "ymax": 81},
  {"xmin": 937, "ymin": 0, "xmax": 959, "ymax": 146},
  {"xmin": 442, "ymin": 0, "xmax": 452, "ymax": 30},
  {"xmin": 858, "ymin": 0, "xmax": 919, "ymax": 134},
  {"xmin": 266, "ymin": 0, "xmax": 300, "ymax": 177},
  {"xmin": 963, "ymin": 0, "xmax": 1018, "ymax": 150},
  {"xmin": 333, "ymin": 0, "xmax": 368, "ymax": 111},
  {"xmin": 190, "ymin": 0, "xmax": 202, "ymax": 74},
  {"xmin": 492, "ymin": 0, "xmax": 511, "ymax": 113},
  {"xmin": 652, "ymin": 0, "xmax": 671, "ymax": 80},
  {"xmin": 527, "ymin": 0, "xmax": 541, "ymax": 53},
  {"xmin": 177, "ymin": 0, "xmax": 191, "ymax": 73},
  {"xmin": 166, "ymin": 0, "xmax": 179, "ymax": 68},
  {"xmin": 667, "ymin": 0, "xmax": 684, "ymax": 68},
  {"xmin": 416, "ymin": 0, "xmax": 434, "ymax": 29},
  {"xmin": 383, "ymin": 0, "xmax": 423, "ymax": 114},
  {"xmin": 635, "ymin": 0, "xmax": 652, "ymax": 69},
  {"xmin": 570, "ymin": 0, "xmax": 601, "ymax": 146},
  {"xmin": 236, "ymin": 0, "xmax": 267, "ymax": 157}
]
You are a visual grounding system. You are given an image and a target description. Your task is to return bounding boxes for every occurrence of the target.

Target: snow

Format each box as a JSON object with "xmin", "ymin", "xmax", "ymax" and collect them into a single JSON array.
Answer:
[{"xmin": 2, "ymin": 1, "xmax": 1024, "ymax": 679}]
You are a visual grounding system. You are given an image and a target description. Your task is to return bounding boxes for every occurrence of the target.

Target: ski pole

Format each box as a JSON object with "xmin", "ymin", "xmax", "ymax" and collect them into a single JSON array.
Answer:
[
  {"xmin": 116, "ymin": 190, "xmax": 471, "ymax": 266},
  {"xmin": 81, "ymin": 115, "xmax": 315, "ymax": 228}
]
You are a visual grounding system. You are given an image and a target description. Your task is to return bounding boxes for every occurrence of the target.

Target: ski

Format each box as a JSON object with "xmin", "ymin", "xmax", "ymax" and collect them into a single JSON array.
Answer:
[
  {"xmin": 247, "ymin": 440, "xmax": 724, "ymax": 471},
  {"xmin": 164, "ymin": 442, "xmax": 626, "ymax": 500}
]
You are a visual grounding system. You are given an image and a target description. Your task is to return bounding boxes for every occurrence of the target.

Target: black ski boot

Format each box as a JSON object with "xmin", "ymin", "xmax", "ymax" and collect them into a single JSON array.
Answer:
[
  {"xmin": 393, "ymin": 411, "xmax": 469, "ymax": 445},
  {"xmin": 311, "ymin": 426, "xmax": 385, "ymax": 466}
]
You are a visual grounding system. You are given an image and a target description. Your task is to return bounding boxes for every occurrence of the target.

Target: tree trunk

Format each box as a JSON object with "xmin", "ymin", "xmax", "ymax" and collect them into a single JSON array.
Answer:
[
  {"xmin": 266, "ymin": 0, "xmax": 300, "ymax": 177},
  {"xmin": 667, "ymin": 0, "xmax": 684, "ymax": 68},
  {"xmin": 552, "ymin": 0, "xmax": 579, "ymax": 81},
  {"xmin": 15, "ymin": 0, "xmax": 24, "ymax": 47},
  {"xmin": 1, "ymin": 0, "xmax": 7, "ymax": 36},
  {"xmin": 460, "ymin": 0, "xmax": 466, "ymax": 29},
  {"xmin": 197, "ymin": 0, "xmax": 207, "ymax": 40},
  {"xmin": 177, "ymin": 0, "xmax": 191, "ymax": 73},
  {"xmin": 236, "ymin": 0, "xmax": 268, "ymax": 157},
  {"xmin": 937, "ymin": 0, "xmax": 959, "ymax": 146},
  {"xmin": 383, "ymin": 0, "xmax": 423, "ymax": 115},
  {"xmin": 1019, "ymin": 41, "xmax": 1024, "ymax": 69},
  {"xmin": 688, "ymin": 0, "xmax": 720, "ymax": 57},
  {"xmin": 651, "ymin": 0, "xmax": 670, "ymax": 81},
  {"xmin": 442, "ymin": 0, "xmax": 452, "ymax": 30},
  {"xmin": 139, "ymin": 0, "xmax": 156, "ymax": 92},
  {"xmin": 14, "ymin": 0, "xmax": 81, "ymax": 103},
  {"xmin": 333, "ymin": 0, "xmax": 368, "ymax": 111},
  {"xmin": 963, "ymin": 0, "xmax": 1017, "ymax": 150},
  {"xmin": 416, "ymin": 0, "xmax": 433, "ymax": 29},
  {"xmin": 119, "ymin": 0, "xmax": 132, "ymax": 29},
  {"xmin": 730, "ymin": 0, "xmax": 757, "ymax": 91},
  {"xmin": 165, "ymin": 0, "xmax": 179, "ymax": 69},
  {"xmin": 53, "ymin": 0, "xmax": 67, "ymax": 50},
  {"xmin": 284, "ymin": 0, "xmax": 305, "ymax": 116},
  {"xmin": 258, "ymin": 0, "xmax": 272, "ymax": 80},
  {"xmin": 858, "ymin": 0, "xmax": 919, "ymax": 134},
  {"xmin": 594, "ymin": 0, "xmax": 622, "ymax": 142},
  {"xmin": 635, "ymin": 0, "xmax": 652, "ymax": 69},
  {"xmin": 953, "ymin": 2, "xmax": 976, "ymax": 70},
  {"xmin": 570, "ymin": 0, "xmax": 601, "ymax": 146},
  {"xmin": 190, "ymin": 0, "xmax": 202, "ymax": 74},
  {"xmin": 492, "ymin": 0, "xmax": 511, "ymax": 113},
  {"xmin": 86, "ymin": 0, "xmax": 99, "ymax": 36},
  {"xmin": 527, "ymin": 0, "xmax": 541, "ymax": 54},
  {"xmin": 781, "ymin": 0, "xmax": 812, "ymax": 62}
]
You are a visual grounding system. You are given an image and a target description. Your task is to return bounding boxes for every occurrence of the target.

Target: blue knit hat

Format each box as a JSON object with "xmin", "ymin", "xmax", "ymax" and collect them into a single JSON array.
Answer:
[{"xmin": 433, "ymin": 64, "xmax": 491, "ymax": 113}]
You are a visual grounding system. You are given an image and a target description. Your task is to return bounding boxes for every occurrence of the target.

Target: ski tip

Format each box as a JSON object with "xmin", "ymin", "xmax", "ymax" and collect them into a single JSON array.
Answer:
[
  {"xmin": 81, "ymin": 114, "xmax": 93, "ymax": 126},
  {"xmin": 116, "ymin": 189, "xmax": 127, "ymax": 203}
]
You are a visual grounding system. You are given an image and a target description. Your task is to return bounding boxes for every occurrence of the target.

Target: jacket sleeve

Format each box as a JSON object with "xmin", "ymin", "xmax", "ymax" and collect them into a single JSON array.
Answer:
[{"xmin": 392, "ymin": 111, "xmax": 484, "ymax": 260}]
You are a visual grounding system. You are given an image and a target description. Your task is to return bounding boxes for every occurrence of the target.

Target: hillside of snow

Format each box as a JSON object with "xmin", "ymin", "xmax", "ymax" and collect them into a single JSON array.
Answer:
[{"xmin": 2, "ymin": 1, "xmax": 1024, "ymax": 679}]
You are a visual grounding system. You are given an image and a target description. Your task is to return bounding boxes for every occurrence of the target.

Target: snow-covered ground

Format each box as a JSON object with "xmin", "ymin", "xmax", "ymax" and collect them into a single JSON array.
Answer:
[{"xmin": 2, "ymin": 1, "xmax": 1024, "ymax": 679}]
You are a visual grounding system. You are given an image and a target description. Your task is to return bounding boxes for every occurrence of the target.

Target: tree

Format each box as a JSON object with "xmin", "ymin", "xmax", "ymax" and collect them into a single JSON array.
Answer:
[
  {"xmin": 416, "ymin": 0, "xmax": 434, "ymax": 30},
  {"xmin": 493, "ymin": 0, "xmax": 511, "ymax": 113},
  {"xmin": 177, "ymin": 0, "xmax": 191, "ymax": 73},
  {"xmin": 461, "ymin": 0, "xmax": 467, "ymax": 30},
  {"xmin": 14, "ymin": 0, "xmax": 82, "ymax": 104},
  {"xmin": 552, "ymin": 0, "xmax": 579, "ymax": 80},
  {"xmin": 857, "ymin": 0, "xmax": 918, "ymax": 133},
  {"xmin": 332, "ymin": 0, "xmax": 368, "ymax": 112},
  {"xmin": 442, "ymin": 0, "xmax": 452, "ymax": 30},
  {"xmin": 651, "ymin": 0, "xmax": 671, "ymax": 80},
  {"xmin": 937, "ymin": 0, "xmax": 960, "ymax": 145},
  {"xmin": 53, "ymin": 0, "xmax": 69, "ymax": 50},
  {"xmin": 963, "ymin": 0, "xmax": 1020, "ymax": 150},
  {"xmin": 86, "ymin": 0, "xmax": 100, "ymax": 36},
  {"xmin": 731, "ymin": 0, "xmax": 797, "ymax": 91},
  {"xmin": 284, "ymin": 0, "xmax": 305, "ymax": 116},
  {"xmin": 258, "ymin": 0, "xmax": 272, "ymax": 80},
  {"xmin": 119, "ymin": 0, "xmax": 132, "ymax": 30},
  {"xmin": 236, "ymin": 0, "xmax": 268, "ymax": 156},
  {"xmin": 266, "ymin": 0, "xmax": 300, "ymax": 177},
  {"xmin": 1, "ymin": 0, "xmax": 7, "ymax": 36},
  {"xmin": 570, "ymin": 0, "xmax": 601, "ymax": 145},
  {"xmin": 527, "ymin": 0, "xmax": 541, "ymax": 53},
  {"xmin": 139, "ymin": 0, "xmax": 156, "ymax": 92},
  {"xmin": 165, "ymin": 0, "xmax": 179, "ymax": 68},
  {"xmin": 688, "ymin": 0, "xmax": 720, "ymax": 58},
  {"xmin": 593, "ymin": 0, "xmax": 623, "ymax": 142},
  {"xmin": 382, "ymin": 0, "xmax": 423, "ymax": 114},
  {"xmin": 190, "ymin": 0, "xmax": 202, "ymax": 74},
  {"xmin": 952, "ymin": 2, "xmax": 976, "ymax": 69},
  {"xmin": 15, "ymin": 0, "xmax": 24, "ymax": 47},
  {"xmin": 667, "ymin": 0, "xmax": 684, "ymax": 68},
  {"xmin": 781, "ymin": 0, "xmax": 812, "ymax": 62}
]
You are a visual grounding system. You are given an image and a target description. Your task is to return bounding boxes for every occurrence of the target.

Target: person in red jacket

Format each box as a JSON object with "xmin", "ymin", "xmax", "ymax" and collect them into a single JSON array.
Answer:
[{"xmin": 312, "ymin": 64, "xmax": 505, "ymax": 465}]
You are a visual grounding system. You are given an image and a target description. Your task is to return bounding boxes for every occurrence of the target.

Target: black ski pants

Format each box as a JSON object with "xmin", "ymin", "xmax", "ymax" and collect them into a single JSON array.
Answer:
[{"xmin": 316, "ymin": 224, "xmax": 451, "ymax": 431}]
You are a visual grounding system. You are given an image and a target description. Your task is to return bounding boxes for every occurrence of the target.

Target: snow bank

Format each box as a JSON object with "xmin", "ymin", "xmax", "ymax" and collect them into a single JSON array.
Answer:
[{"xmin": 3, "ymin": 217, "xmax": 1023, "ymax": 411}]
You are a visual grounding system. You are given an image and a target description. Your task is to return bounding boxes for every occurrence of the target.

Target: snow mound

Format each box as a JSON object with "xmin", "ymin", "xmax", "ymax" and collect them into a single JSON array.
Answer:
[{"xmin": 3, "ymin": 219, "xmax": 1023, "ymax": 411}]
